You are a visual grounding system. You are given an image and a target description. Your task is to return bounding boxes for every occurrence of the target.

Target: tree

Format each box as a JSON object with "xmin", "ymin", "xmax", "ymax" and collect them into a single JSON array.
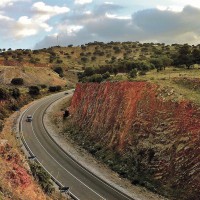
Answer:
[
  {"xmin": 53, "ymin": 66, "xmax": 63, "ymax": 77},
  {"xmin": 129, "ymin": 69, "xmax": 137, "ymax": 78},
  {"xmin": 11, "ymin": 78, "xmax": 24, "ymax": 85},
  {"xmin": 0, "ymin": 87, "xmax": 9, "ymax": 100},
  {"xmin": 174, "ymin": 44, "xmax": 193, "ymax": 69},
  {"xmin": 29, "ymin": 86, "xmax": 40, "ymax": 95},
  {"xmin": 63, "ymin": 110, "xmax": 70, "ymax": 118},
  {"xmin": 11, "ymin": 88, "xmax": 20, "ymax": 99},
  {"xmin": 161, "ymin": 56, "xmax": 173, "ymax": 69},
  {"xmin": 84, "ymin": 67, "xmax": 95, "ymax": 76},
  {"xmin": 102, "ymin": 71, "xmax": 110, "ymax": 79},
  {"xmin": 150, "ymin": 58, "xmax": 164, "ymax": 71},
  {"xmin": 89, "ymin": 74, "xmax": 103, "ymax": 83},
  {"xmin": 81, "ymin": 57, "xmax": 88, "ymax": 62},
  {"xmin": 192, "ymin": 48, "xmax": 200, "ymax": 64},
  {"xmin": 49, "ymin": 86, "xmax": 62, "ymax": 92}
]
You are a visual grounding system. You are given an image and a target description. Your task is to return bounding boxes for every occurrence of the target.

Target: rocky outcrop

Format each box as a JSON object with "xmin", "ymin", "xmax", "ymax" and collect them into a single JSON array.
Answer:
[{"xmin": 69, "ymin": 81, "xmax": 200, "ymax": 200}]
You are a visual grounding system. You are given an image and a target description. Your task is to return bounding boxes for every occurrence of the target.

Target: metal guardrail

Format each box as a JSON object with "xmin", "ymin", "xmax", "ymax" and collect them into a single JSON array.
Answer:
[{"xmin": 18, "ymin": 108, "xmax": 80, "ymax": 200}]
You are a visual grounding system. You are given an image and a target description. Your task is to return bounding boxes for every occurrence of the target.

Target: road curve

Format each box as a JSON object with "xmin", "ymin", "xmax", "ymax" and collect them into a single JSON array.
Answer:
[{"xmin": 20, "ymin": 91, "xmax": 134, "ymax": 200}]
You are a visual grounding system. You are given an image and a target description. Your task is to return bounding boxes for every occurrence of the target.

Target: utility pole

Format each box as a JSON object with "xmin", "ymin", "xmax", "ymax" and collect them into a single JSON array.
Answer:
[{"xmin": 57, "ymin": 35, "xmax": 59, "ymax": 46}]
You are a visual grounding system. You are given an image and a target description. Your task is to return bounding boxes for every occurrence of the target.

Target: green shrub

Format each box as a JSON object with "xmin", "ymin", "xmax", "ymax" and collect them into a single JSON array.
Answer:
[
  {"xmin": 49, "ymin": 85, "xmax": 62, "ymax": 92},
  {"xmin": 129, "ymin": 69, "xmax": 137, "ymax": 78},
  {"xmin": 11, "ymin": 88, "xmax": 20, "ymax": 99},
  {"xmin": 53, "ymin": 66, "xmax": 63, "ymax": 77},
  {"xmin": 0, "ymin": 88, "xmax": 9, "ymax": 100},
  {"xmin": 29, "ymin": 86, "xmax": 40, "ymax": 95},
  {"xmin": 11, "ymin": 78, "xmax": 24, "ymax": 85},
  {"xmin": 30, "ymin": 162, "xmax": 54, "ymax": 194}
]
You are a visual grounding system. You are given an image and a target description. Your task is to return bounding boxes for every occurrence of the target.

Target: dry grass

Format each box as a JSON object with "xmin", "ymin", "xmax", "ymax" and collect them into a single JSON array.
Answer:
[
  {"xmin": 0, "ymin": 66, "xmax": 66, "ymax": 87},
  {"xmin": 0, "ymin": 103, "xmax": 70, "ymax": 200},
  {"xmin": 136, "ymin": 66, "xmax": 200, "ymax": 105}
]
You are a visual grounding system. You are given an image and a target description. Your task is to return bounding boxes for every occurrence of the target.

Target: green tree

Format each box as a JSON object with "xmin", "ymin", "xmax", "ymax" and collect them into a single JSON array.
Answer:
[
  {"xmin": 192, "ymin": 48, "xmax": 200, "ymax": 64},
  {"xmin": 84, "ymin": 67, "xmax": 95, "ymax": 76},
  {"xmin": 150, "ymin": 58, "xmax": 164, "ymax": 71},
  {"xmin": 129, "ymin": 69, "xmax": 137, "ymax": 78},
  {"xmin": 29, "ymin": 86, "xmax": 40, "ymax": 95},
  {"xmin": 11, "ymin": 78, "xmax": 24, "ymax": 85},
  {"xmin": 11, "ymin": 88, "xmax": 20, "ymax": 99},
  {"xmin": 53, "ymin": 66, "xmax": 63, "ymax": 77},
  {"xmin": 174, "ymin": 44, "xmax": 193, "ymax": 69},
  {"xmin": 89, "ymin": 74, "xmax": 103, "ymax": 83}
]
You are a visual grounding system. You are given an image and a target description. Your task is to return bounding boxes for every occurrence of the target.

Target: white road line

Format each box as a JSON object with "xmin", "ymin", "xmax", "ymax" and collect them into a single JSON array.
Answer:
[
  {"xmin": 22, "ymin": 92, "xmax": 134, "ymax": 200},
  {"xmin": 28, "ymin": 99, "xmax": 106, "ymax": 200},
  {"xmin": 41, "ymin": 95, "xmax": 134, "ymax": 200}
]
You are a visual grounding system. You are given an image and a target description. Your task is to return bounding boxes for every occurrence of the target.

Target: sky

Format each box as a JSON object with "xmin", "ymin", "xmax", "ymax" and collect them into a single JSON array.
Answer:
[{"xmin": 1, "ymin": 0, "xmax": 200, "ymax": 49}]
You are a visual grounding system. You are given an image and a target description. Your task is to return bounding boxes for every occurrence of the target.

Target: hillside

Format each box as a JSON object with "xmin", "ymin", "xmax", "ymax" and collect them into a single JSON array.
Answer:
[
  {"xmin": 0, "ymin": 42, "xmax": 198, "ymax": 72},
  {"xmin": 0, "ymin": 41, "xmax": 200, "ymax": 199},
  {"xmin": 67, "ymin": 82, "xmax": 200, "ymax": 200},
  {"xmin": 0, "ymin": 66, "xmax": 66, "ymax": 86}
]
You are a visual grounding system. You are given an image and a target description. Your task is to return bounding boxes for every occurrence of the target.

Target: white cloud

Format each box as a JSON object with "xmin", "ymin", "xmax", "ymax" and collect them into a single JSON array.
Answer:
[
  {"xmin": 105, "ymin": 13, "xmax": 131, "ymax": 20},
  {"xmin": 74, "ymin": 0, "xmax": 93, "ymax": 5},
  {"xmin": 32, "ymin": 2, "xmax": 70, "ymax": 15},
  {"xmin": 104, "ymin": 2, "xmax": 114, "ymax": 5},
  {"xmin": 84, "ymin": 10, "xmax": 92, "ymax": 15},
  {"xmin": 57, "ymin": 24, "xmax": 83, "ymax": 36},
  {"xmin": 156, "ymin": 5, "xmax": 183, "ymax": 12},
  {"xmin": 35, "ymin": 5, "xmax": 200, "ymax": 49},
  {"xmin": 0, "ymin": 2, "xmax": 70, "ymax": 39},
  {"xmin": 0, "ymin": 14, "xmax": 13, "ymax": 20},
  {"xmin": 170, "ymin": 0, "xmax": 200, "ymax": 9},
  {"xmin": 32, "ymin": 2, "xmax": 70, "ymax": 21},
  {"xmin": 0, "ymin": 0, "xmax": 28, "ymax": 8},
  {"xmin": 15, "ymin": 16, "xmax": 52, "ymax": 38}
]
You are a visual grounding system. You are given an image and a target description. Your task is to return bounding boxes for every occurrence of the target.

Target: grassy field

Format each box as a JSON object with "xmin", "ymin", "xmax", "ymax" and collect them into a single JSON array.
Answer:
[{"xmin": 136, "ymin": 66, "xmax": 200, "ymax": 105}]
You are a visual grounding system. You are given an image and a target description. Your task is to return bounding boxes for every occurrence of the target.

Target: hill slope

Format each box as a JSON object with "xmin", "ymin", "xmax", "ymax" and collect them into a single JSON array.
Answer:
[
  {"xmin": 68, "ymin": 81, "xmax": 200, "ymax": 200},
  {"xmin": 0, "ymin": 66, "xmax": 66, "ymax": 86}
]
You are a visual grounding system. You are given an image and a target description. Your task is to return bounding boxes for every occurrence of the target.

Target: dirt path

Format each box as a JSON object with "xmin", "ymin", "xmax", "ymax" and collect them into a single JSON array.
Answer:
[{"xmin": 43, "ymin": 94, "xmax": 168, "ymax": 200}]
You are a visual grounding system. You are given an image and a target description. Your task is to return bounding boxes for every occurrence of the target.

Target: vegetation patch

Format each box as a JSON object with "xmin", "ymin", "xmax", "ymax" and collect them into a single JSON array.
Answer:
[{"xmin": 30, "ymin": 162, "xmax": 54, "ymax": 194}]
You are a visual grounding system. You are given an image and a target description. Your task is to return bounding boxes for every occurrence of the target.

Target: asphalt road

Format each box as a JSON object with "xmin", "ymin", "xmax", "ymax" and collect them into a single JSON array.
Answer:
[{"xmin": 20, "ymin": 91, "xmax": 134, "ymax": 200}]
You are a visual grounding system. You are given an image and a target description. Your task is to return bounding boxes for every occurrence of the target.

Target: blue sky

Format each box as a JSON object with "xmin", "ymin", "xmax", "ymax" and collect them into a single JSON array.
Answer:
[{"xmin": 0, "ymin": 0, "xmax": 200, "ymax": 49}]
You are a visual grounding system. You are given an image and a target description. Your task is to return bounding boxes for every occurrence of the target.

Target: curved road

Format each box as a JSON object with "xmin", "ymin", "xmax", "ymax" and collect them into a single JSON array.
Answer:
[{"xmin": 20, "ymin": 91, "xmax": 134, "ymax": 200}]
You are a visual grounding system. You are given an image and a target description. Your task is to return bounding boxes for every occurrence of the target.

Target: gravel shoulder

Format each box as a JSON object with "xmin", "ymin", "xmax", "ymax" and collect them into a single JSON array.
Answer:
[{"xmin": 43, "ymin": 94, "xmax": 168, "ymax": 200}]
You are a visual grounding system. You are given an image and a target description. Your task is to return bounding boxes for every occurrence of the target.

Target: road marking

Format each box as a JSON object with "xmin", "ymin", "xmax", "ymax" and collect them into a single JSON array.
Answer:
[
  {"xmin": 42, "ymin": 95, "xmax": 134, "ymax": 200},
  {"xmin": 25, "ymin": 98, "xmax": 106, "ymax": 200},
  {"xmin": 22, "ymin": 92, "xmax": 134, "ymax": 200}
]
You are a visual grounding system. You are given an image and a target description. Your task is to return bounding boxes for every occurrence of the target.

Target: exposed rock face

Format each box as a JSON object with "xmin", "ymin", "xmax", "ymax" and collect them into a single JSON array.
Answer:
[{"xmin": 69, "ymin": 82, "xmax": 200, "ymax": 200}]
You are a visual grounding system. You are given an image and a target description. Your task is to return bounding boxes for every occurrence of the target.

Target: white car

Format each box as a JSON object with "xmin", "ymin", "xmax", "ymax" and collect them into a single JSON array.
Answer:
[{"xmin": 26, "ymin": 115, "xmax": 32, "ymax": 122}]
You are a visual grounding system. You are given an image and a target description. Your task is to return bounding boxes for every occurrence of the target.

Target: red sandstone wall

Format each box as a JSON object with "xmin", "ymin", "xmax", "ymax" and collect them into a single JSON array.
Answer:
[{"xmin": 69, "ymin": 82, "xmax": 200, "ymax": 200}]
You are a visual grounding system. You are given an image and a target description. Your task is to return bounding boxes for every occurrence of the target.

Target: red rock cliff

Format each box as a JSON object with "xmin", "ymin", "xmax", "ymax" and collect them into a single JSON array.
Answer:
[{"xmin": 69, "ymin": 81, "xmax": 200, "ymax": 200}]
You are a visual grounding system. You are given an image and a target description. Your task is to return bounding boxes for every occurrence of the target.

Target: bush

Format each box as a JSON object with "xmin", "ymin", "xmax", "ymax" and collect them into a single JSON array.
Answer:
[
  {"xmin": 56, "ymin": 59, "xmax": 63, "ymax": 64},
  {"xmin": 40, "ymin": 84, "xmax": 47, "ymax": 89},
  {"xmin": 0, "ymin": 88, "xmax": 9, "ymax": 100},
  {"xmin": 53, "ymin": 66, "xmax": 63, "ymax": 77},
  {"xmin": 129, "ymin": 69, "xmax": 137, "ymax": 78},
  {"xmin": 81, "ymin": 57, "xmax": 88, "ymax": 62},
  {"xmin": 139, "ymin": 71, "xmax": 146, "ymax": 76},
  {"xmin": 29, "ymin": 86, "xmax": 40, "ymax": 95},
  {"xmin": 11, "ymin": 78, "xmax": 24, "ymax": 85},
  {"xmin": 102, "ymin": 71, "xmax": 110, "ymax": 79},
  {"xmin": 11, "ymin": 88, "xmax": 20, "ymax": 99},
  {"xmin": 49, "ymin": 85, "xmax": 62, "ymax": 92},
  {"xmin": 30, "ymin": 162, "xmax": 54, "ymax": 194},
  {"xmin": 89, "ymin": 74, "xmax": 103, "ymax": 83},
  {"xmin": 63, "ymin": 110, "xmax": 70, "ymax": 118}
]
